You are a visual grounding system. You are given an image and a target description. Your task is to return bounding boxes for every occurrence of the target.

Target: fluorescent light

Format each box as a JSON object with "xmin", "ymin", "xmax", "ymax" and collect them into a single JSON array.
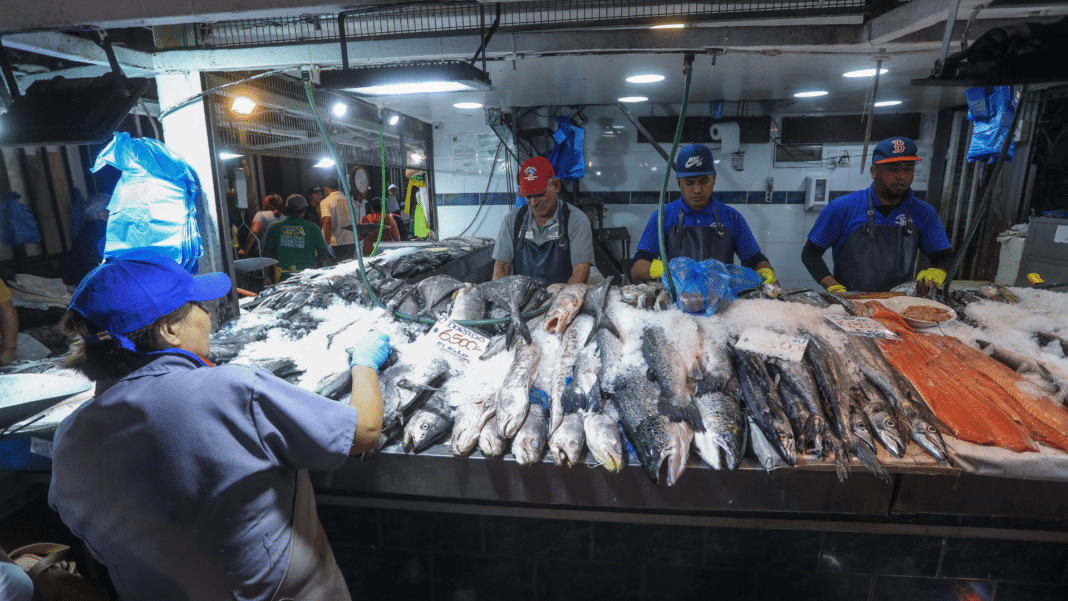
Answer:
[
  {"xmin": 874, "ymin": 100, "xmax": 902, "ymax": 107},
  {"xmin": 794, "ymin": 91, "xmax": 829, "ymax": 98},
  {"xmin": 843, "ymin": 68, "xmax": 889, "ymax": 78},
  {"xmin": 320, "ymin": 62, "xmax": 492, "ymax": 96},
  {"xmin": 332, "ymin": 103, "xmax": 347, "ymax": 117},
  {"xmin": 651, "ymin": 24, "xmax": 684, "ymax": 29},
  {"xmin": 626, "ymin": 74, "xmax": 665, "ymax": 83},
  {"xmin": 618, "ymin": 96, "xmax": 648, "ymax": 103},
  {"xmin": 231, "ymin": 96, "xmax": 256, "ymax": 114},
  {"xmin": 410, "ymin": 153, "xmax": 424, "ymax": 161},
  {"xmin": 389, "ymin": 115, "xmax": 400, "ymax": 126},
  {"xmin": 314, "ymin": 158, "xmax": 335, "ymax": 168},
  {"xmin": 453, "ymin": 102, "xmax": 483, "ymax": 109},
  {"xmin": 219, "ymin": 152, "xmax": 243, "ymax": 160}
]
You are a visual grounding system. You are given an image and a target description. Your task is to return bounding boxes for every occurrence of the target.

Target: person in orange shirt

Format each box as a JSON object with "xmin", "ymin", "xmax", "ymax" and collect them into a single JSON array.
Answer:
[{"xmin": 360, "ymin": 197, "xmax": 400, "ymax": 256}]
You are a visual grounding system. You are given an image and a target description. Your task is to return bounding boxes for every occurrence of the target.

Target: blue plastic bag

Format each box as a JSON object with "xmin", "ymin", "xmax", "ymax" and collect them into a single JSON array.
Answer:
[
  {"xmin": 667, "ymin": 257, "xmax": 765, "ymax": 315},
  {"xmin": 91, "ymin": 132, "xmax": 205, "ymax": 273},
  {"xmin": 0, "ymin": 191, "xmax": 43, "ymax": 246},
  {"xmin": 547, "ymin": 115, "xmax": 585, "ymax": 180},
  {"xmin": 967, "ymin": 86, "xmax": 1017, "ymax": 164}
]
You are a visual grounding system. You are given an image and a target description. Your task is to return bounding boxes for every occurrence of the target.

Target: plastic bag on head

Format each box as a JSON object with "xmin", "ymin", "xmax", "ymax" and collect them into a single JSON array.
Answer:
[
  {"xmin": 667, "ymin": 257, "xmax": 765, "ymax": 315},
  {"xmin": 92, "ymin": 132, "xmax": 204, "ymax": 273}
]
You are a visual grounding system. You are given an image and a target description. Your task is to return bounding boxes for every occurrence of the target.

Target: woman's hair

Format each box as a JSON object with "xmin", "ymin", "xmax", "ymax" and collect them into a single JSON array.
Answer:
[
  {"xmin": 366, "ymin": 198, "xmax": 383, "ymax": 214},
  {"xmin": 60, "ymin": 301, "xmax": 202, "ymax": 380},
  {"xmin": 264, "ymin": 194, "xmax": 284, "ymax": 212}
]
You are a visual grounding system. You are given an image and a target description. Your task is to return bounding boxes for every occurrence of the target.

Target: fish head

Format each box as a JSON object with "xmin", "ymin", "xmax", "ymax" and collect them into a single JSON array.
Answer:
[
  {"xmin": 911, "ymin": 418, "xmax": 949, "ymax": 462},
  {"xmin": 774, "ymin": 427, "xmax": 797, "ymax": 465}
]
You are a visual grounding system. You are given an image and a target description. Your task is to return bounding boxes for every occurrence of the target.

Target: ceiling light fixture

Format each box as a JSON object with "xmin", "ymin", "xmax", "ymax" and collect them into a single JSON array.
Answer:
[
  {"xmin": 389, "ymin": 115, "xmax": 400, "ymax": 126},
  {"xmin": 651, "ymin": 24, "xmax": 684, "ymax": 29},
  {"xmin": 219, "ymin": 152, "xmax": 243, "ymax": 160},
  {"xmin": 874, "ymin": 100, "xmax": 902, "ymax": 107},
  {"xmin": 231, "ymin": 96, "xmax": 256, "ymax": 114},
  {"xmin": 626, "ymin": 74, "xmax": 665, "ymax": 83},
  {"xmin": 332, "ymin": 102, "xmax": 347, "ymax": 117},
  {"xmin": 843, "ymin": 68, "xmax": 889, "ymax": 78},
  {"xmin": 793, "ymin": 91, "xmax": 829, "ymax": 98},
  {"xmin": 320, "ymin": 62, "xmax": 492, "ymax": 96},
  {"xmin": 618, "ymin": 96, "xmax": 648, "ymax": 103},
  {"xmin": 314, "ymin": 158, "xmax": 335, "ymax": 168},
  {"xmin": 454, "ymin": 102, "xmax": 483, "ymax": 109}
]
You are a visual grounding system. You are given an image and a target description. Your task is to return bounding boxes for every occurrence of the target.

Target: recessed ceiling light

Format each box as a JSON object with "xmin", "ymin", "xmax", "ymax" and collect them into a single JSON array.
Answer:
[
  {"xmin": 874, "ymin": 100, "xmax": 902, "ymax": 107},
  {"xmin": 231, "ymin": 96, "xmax": 256, "ymax": 114},
  {"xmin": 618, "ymin": 96, "xmax": 648, "ymax": 103},
  {"xmin": 332, "ymin": 102, "xmax": 347, "ymax": 117},
  {"xmin": 314, "ymin": 158, "xmax": 335, "ymax": 168},
  {"xmin": 651, "ymin": 24, "xmax": 684, "ymax": 29},
  {"xmin": 626, "ymin": 74, "xmax": 665, "ymax": 83},
  {"xmin": 843, "ymin": 68, "xmax": 889, "ymax": 78},
  {"xmin": 453, "ymin": 102, "xmax": 483, "ymax": 109},
  {"xmin": 794, "ymin": 91, "xmax": 829, "ymax": 98}
]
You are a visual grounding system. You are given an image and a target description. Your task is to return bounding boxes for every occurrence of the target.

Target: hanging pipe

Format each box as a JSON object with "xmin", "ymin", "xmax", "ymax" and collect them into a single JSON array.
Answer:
[{"xmin": 656, "ymin": 54, "xmax": 695, "ymax": 301}]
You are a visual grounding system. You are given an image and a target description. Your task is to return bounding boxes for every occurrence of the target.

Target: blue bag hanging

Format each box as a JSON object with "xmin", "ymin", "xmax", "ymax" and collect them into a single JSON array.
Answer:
[
  {"xmin": 547, "ymin": 115, "xmax": 586, "ymax": 180},
  {"xmin": 0, "ymin": 191, "xmax": 43, "ymax": 246},
  {"xmin": 91, "ymin": 132, "xmax": 205, "ymax": 273},
  {"xmin": 967, "ymin": 86, "xmax": 1017, "ymax": 164}
]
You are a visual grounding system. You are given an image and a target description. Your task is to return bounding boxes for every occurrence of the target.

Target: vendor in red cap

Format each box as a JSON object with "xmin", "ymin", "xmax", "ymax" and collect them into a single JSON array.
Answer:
[
  {"xmin": 631, "ymin": 143, "xmax": 777, "ymax": 284},
  {"xmin": 49, "ymin": 249, "xmax": 391, "ymax": 601},
  {"xmin": 803, "ymin": 137, "xmax": 953, "ymax": 293},
  {"xmin": 492, "ymin": 156, "xmax": 594, "ymax": 286}
]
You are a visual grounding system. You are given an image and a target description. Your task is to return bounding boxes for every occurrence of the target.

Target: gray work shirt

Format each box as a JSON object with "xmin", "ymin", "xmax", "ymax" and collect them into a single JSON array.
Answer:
[{"xmin": 493, "ymin": 201, "xmax": 595, "ymax": 268}]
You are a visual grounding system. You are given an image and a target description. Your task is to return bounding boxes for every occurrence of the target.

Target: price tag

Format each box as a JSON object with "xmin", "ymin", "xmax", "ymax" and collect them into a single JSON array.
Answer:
[
  {"xmin": 735, "ymin": 329, "xmax": 809, "ymax": 362},
  {"xmin": 422, "ymin": 316, "xmax": 489, "ymax": 362},
  {"xmin": 30, "ymin": 437, "xmax": 53, "ymax": 459},
  {"xmin": 823, "ymin": 315, "xmax": 899, "ymax": 339}
]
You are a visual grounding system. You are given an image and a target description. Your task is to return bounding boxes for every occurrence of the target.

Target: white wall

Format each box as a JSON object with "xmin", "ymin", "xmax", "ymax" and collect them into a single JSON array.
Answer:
[{"xmin": 432, "ymin": 105, "xmax": 937, "ymax": 291}]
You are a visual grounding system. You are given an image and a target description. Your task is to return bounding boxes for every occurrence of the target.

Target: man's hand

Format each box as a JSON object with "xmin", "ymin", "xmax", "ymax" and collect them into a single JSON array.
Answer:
[
  {"xmin": 648, "ymin": 259, "xmax": 664, "ymax": 279},
  {"xmin": 826, "ymin": 284, "xmax": 847, "ymax": 295},
  {"xmin": 916, "ymin": 268, "xmax": 947, "ymax": 289},
  {"xmin": 757, "ymin": 267, "xmax": 777, "ymax": 285},
  {"xmin": 348, "ymin": 331, "xmax": 391, "ymax": 370}
]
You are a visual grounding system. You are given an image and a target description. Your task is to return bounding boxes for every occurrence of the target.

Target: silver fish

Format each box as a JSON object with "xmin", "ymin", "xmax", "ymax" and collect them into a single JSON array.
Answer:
[
  {"xmin": 691, "ymin": 391, "xmax": 744, "ymax": 470},
  {"xmin": 583, "ymin": 410, "xmax": 625, "ymax": 472},
  {"xmin": 549, "ymin": 412, "xmax": 585, "ymax": 467},
  {"xmin": 479, "ymin": 275, "xmax": 543, "ymax": 349},
  {"xmin": 550, "ymin": 316, "xmax": 591, "ymax": 434},
  {"xmin": 543, "ymin": 283, "xmax": 590, "ymax": 334},
  {"xmin": 662, "ymin": 420, "xmax": 694, "ymax": 487},
  {"xmin": 448, "ymin": 285, "xmax": 488, "ymax": 330},
  {"xmin": 451, "ymin": 390, "xmax": 496, "ymax": 456},
  {"xmin": 403, "ymin": 392, "xmax": 454, "ymax": 453},
  {"xmin": 412, "ymin": 275, "xmax": 466, "ymax": 320},
  {"xmin": 513, "ymin": 398, "xmax": 549, "ymax": 465},
  {"xmin": 496, "ymin": 338, "xmax": 541, "ymax": 438},
  {"xmin": 479, "ymin": 415, "xmax": 507, "ymax": 458},
  {"xmin": 562, "ymin": 338, "xmax": 601, "ymax": 415},
  {"xmin": 857, "ymin": 380, "xmax": 906, "ymax": 458},
  {"xmin": 728, "ymin": 345, "xmax": 796, "ymax": 465},
  {"xmin": 849, "ymin": 392, "xmax": 879, "ymax": 456},
  {"xmin": 380, "ymin": 356, "xmax": 451, "ymax": 431},
  {"xmin": 641, "ymin": 326, "xmax": 703, "ymax": 429},
  {"xmin": 315, "ymin": 368, "xmax": 352, "ymax": 400}
]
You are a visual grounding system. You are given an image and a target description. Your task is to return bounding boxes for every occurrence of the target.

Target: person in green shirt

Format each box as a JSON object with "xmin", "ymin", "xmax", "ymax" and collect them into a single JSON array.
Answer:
[{"xmin": 263, "ymin": 194, "xmax": 328, "ymax": 281}]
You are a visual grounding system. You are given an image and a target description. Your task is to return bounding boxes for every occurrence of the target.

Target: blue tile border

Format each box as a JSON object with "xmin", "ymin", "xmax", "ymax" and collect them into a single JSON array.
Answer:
[
  {"xmin": 483, "ymin": 192, "xmax": 514, "ymax": 206},
  {"xmin": 786, "ymin": 191, "xmax": 805, "ymax": 204},
  {"xmin": 747, "ymin": 190, "xmax": 770, "ymax": 204},
  {"xmin": 717, "ymin": 191, "xmax": 747, "ymax": 205},
  {"xmin": 434, "ymin": 189, "xmax": 929, "ymax": 207},
  {"xmin": 438, "ymin": 193, "xmax": 481, "ymax": 206}
]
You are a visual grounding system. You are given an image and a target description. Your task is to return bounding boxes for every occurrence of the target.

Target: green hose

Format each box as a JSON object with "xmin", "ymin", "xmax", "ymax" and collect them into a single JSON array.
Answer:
[{"xmin": 655, "ymin": 56, "xmax": 694, "ymax": 301}]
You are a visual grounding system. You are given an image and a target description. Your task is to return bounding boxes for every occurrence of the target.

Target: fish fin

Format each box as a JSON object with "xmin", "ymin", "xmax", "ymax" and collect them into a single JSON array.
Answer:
[
  {"xmin": 850, "ymin": 441, "xmax": 890, "ymax": 482},
  {"xmin": 560, "ymin": 385, "xmax": 584, "ymax": 414},
  {"xmin": 657, "ymin": 396, "xmax": 705, "ymax": 432},
  {"xmin": 505, "ymin": 325, "xmax": 517, "ymax": 350},
  {"xmin": 517, "ymin": 316, "xmax": 532, "ymax": 345}
]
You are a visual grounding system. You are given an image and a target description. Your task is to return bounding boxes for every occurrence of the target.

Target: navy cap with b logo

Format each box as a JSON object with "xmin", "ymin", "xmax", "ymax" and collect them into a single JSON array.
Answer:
[
  {"xmin": 872, "ymin": 137, "xmax": 922, "ymax": 165},
  {"xmin": 675, "ymin": 144, "xmax": 717, "ymax": 177}
]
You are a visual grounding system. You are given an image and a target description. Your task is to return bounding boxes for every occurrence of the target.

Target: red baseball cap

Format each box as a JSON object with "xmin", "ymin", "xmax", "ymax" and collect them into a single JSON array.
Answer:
[{"xmin": 518, "ymin": 156, "xmax": 555, "ymax": 196}]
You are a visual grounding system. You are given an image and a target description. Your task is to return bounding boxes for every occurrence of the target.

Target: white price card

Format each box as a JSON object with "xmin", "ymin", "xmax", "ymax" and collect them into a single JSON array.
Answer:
[
  {"xmin": 823, "ymin": 315, "xmax": 899, "ymax": 339},
  {"xmin": 1054, "ymin": 225, "xmax": 1068, "ymax": 244},
  {"xmin": 30, "ymin": 437, "xmax": 53, "ymax": 459},
  {"xmin": 735, "ymin": 329, "xmax": 809, "ymax": 362},
  {"xmin": 422, "ymin": 316, "xmax": 489, "ymax": 362}
]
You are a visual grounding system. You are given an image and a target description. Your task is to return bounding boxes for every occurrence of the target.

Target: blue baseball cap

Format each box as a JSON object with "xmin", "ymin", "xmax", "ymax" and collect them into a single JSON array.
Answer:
[
  {"xmin": 69, "ymin": 249, "xmax": 231, "ymax": 351},
  {"xmin": 675, "ymin": 143, "xmax": 717, "ymax": 177},
  {"xmin": 872, "ymin": 137, "xmax": 922, "ymax": 165}
]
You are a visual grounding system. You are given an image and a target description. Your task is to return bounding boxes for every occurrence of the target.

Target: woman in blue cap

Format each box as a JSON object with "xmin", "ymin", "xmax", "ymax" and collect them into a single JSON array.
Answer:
[
  {"xmin": 803, "ymin": 137, "xmax": 953, "ymax": 293},
  {"xmin": 49, "ymin": 249, "xmax": 391, "ymax": 601}
]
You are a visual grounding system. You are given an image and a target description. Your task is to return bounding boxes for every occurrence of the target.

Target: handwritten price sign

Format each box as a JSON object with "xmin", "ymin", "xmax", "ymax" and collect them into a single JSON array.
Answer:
[
  {"xmin": 735, "ymin": 328, "xmax": 809, "ymax": 362},
  {"xmin": 823, "ymin": 315, "xmax": 898, "ymax": 339},
  {"xmin": 422, "ymin": 316, "xmax": 489, "ymax": 362}
]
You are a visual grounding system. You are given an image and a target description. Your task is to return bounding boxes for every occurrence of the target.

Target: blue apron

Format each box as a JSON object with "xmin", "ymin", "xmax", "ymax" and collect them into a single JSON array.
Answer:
[
  {"xmin": 512, "ymin": 203, "xmax": 573, "ymax": 287},
  {"xmin": 833, "ymin": 189, "xmax": 919, "ymax": 292},
  {"xmin": 663, "ymin": 203, "xmax": 736, "ymax": 265}
]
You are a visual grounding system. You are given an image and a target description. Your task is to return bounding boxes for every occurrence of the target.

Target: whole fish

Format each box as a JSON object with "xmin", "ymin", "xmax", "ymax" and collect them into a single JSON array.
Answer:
[
  {"xmin": 413, "ymin": 275, "xmax": 466, "ymax": 320},
  {"xmin": 543, "ymin": 283, "xmax": 590, "ymax": 334},
  {"xmin": 315, "ymin": 368, "xmax": 352, "ymax": 400},
  {"xmin": 549, "ymin": 316, "xmax": 590, "ymax": 434},
  {"xmin": 403, "ymin": 392, "xmax": 454, "ymax": 453},
  {"xmin": 691, "ymin": 390, "xmax": 745, "ymax": 470},
  {"xmin": 548, "ymin": 412, "xmax": 585, "ymax": 467},
  {"xmin": 765, "ymin": 356, "xmax": 844, "ymax": 468},
  {"xmin": 698, "ymin": 335, "xmax": 742, "ymax": 400},
  {"xmin": 783, "ymin": 289, "xmax": 830, "ymax": 309},
  {"xmin": 562, "ymin": 338, "xmax": 601, "ymax": 415},
  {"xmin": 857, "ymin": 380, "xmax": 907, "ymax": 457},
  {"xmin": 380, "ymin": 356, "xmax": 451, "ymax": 432},
  {"xmin": 890, "ymin": 369, "xmax": 951, "ymax": 462},
  {"xmin": 641, "ymin": 326, "xmax": 703, "ymax": 430},
  {"xmin": 849, "ymin": 391, "xmax": 879, "ymax": 456},
  {"xmin": 583, "ymin": 410, "xmax": 625, "ymax": 472},
  {"xmin": 513, "ymin": 393, "xmax": 549, "ymax": 465},
  {"xmin": 577, "ymin": 277, "xmax": 620, "ymax": 345},
  {"xmin": 448, "ymin": 285, "xmax": 488, "ymax": 330},
  {"xmin": 451, "ymin": 393, "xmax": 496, "ymax": 456},
  {"xmin": 496, "ymin": 337, "xmax": 542, "ymax": 438},
  {"xmin": 662, "ymin": 420, "xmax": 694, "ymax": 486},
  {"xmin": 479, "ymin": 275, "xmax": 543, "ymax": 349},
  {"xmin": 478, "ymin": 415, "xmax": 507, "ymax": 458},
  {"xmin": 728, "ymin": 345, "xmax": 796, "ymax": 465},
  {"xmin": 386, "ymin": 285, "xmax": 420, "ymax": 315}
]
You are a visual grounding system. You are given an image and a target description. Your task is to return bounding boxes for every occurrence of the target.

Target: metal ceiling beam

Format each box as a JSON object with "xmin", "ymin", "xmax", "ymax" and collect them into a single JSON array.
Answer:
[
  {"xmin": 2, "ymin": 31, "xmax": 154, "ymax": 75},
  {"xmin": 868, "ymin": 0, "xmax": 988, "ymax": 45}
]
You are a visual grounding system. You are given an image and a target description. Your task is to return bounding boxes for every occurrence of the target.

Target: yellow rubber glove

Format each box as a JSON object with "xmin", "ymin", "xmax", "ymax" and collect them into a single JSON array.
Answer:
[
  {"xmin": 916, "ymin": 268, "xmax": 947, "ymax": 289},
  {"xmin": 649, "ymin": 259, "xmax": 664, "ymax": 280},
  {"xmin": 757, "ymin": 267, "xmax": 777, "ymax": 285},
  {"xmin": 826, "ymin": 284, "xmax": 847, "ymax": 295}
]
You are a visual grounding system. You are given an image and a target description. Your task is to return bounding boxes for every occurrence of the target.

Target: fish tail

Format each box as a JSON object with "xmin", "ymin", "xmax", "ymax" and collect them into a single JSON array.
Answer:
[
  {"xmin": 851, "ymin": 440, "xmax": 890, "ymax": 482},
  {"xmin": 517, "ymin": 315, "xmax": 532, "ymax": 344}
]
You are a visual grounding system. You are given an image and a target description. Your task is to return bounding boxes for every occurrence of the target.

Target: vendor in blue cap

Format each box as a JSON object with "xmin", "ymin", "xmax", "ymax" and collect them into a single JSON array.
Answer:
[
  {"xmin": 803, "ymin": 137, "xmax": 953, "ymax": 293},
  {"xmin": 48, "ymin": 249, "xmax": 391, "ymax": 601},
  {"xmin": 631, "ymin": 143, "xmax": 777, "ymax": 283}
]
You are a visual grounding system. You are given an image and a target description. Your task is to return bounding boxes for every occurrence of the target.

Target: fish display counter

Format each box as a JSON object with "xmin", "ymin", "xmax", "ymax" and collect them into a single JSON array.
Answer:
[{"xmin": 4, "ymin": 247, "xmax": 1068, "ymax": 524}]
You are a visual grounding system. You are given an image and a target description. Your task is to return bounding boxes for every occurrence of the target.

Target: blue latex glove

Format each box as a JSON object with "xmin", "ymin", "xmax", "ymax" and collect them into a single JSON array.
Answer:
[{"xmin": 348, "ymin": 331, "xmax": 391, "ymax": 369}]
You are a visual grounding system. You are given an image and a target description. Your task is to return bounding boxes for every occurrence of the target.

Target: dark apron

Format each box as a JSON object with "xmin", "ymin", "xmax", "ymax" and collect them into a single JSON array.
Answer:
[
  {"xmin": 269, "ymin": 470, "xmax": 351, "ymax": 601},
  {"xmin": 512, "ymin": 204, "xmax": 573, "ymax": 287},
  {"xmin": 832, "ymin": 189, "xmax": 919, "ymax": 292},
  {"xmin": 663, "ymin": 204, "xmax": 736, "ymax": 265}
]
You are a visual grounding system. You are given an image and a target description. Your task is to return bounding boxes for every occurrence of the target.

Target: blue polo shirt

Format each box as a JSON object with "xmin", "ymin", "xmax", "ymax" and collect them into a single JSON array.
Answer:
[
  {"xmin": 635, "ymin": 197, "xmax": 764, "ymax": 263},
  {"xmin": 808, "ymin": 185, "xmax": 951, "ymax": 258}
]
